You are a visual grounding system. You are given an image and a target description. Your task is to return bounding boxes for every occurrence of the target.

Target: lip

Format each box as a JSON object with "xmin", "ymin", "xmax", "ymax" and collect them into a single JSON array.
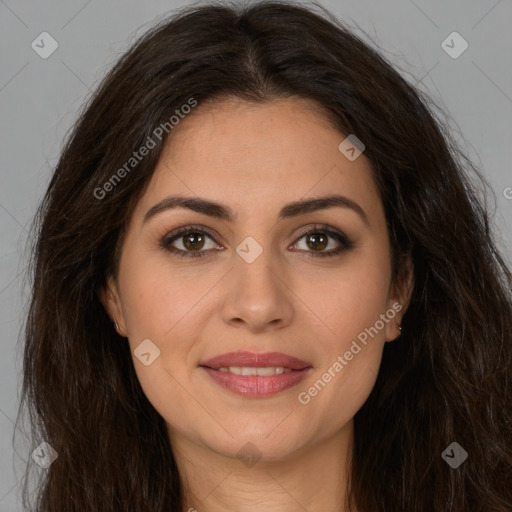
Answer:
[
  {"xmin": 200, "ymin": 350, "xmax": 312, "ymax": 370},
  {"xmin": 199, "ymin": 351, "xmax": 313, "ymax": 398},
  {"xmin": 201, "ymin": 367, "xmax": 312, "ymax": 397}
]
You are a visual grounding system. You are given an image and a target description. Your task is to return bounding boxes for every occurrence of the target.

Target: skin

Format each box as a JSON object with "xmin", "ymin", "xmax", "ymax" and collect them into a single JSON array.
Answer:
[{"xmin": 101, "ymin": 97, "xmax": 414, "ymax": 512}]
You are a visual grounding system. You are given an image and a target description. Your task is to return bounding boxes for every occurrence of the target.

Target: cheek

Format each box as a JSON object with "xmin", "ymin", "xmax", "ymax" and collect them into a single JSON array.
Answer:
[
  {"xmin": 305, "ymin": 255, "xmax": 391, "ymax": 343},
  {"xmin": 118, "ymin": 256, "xmax": 215, "ymax": 384},
  {"xmin": 297, "ymin": 255, "xmax": 390, "ymax": 411},
  {"xmin": 119, "ymin": 258, "xmax": 207, "ymax": 341},
  {"xmin": 118, "ymin": 263, "xmax": 205, "ymax": 426}
]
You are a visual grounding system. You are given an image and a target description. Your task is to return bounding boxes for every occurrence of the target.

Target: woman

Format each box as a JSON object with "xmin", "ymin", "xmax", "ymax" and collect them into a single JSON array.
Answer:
[{"xmin": 17, "ymin": 1, "xmax": 512, "ymax": 511}]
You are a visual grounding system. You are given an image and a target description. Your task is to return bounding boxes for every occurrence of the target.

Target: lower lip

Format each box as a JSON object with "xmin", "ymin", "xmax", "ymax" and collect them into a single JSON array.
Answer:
[{"xmin": 200, "ymin": 367, "xmax": 311, "ymax": 397}]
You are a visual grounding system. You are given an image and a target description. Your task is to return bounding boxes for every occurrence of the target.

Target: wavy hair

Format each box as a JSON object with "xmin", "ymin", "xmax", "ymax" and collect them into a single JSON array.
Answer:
[{"xmin": 17, "ymin": 1, "xmax": 512, "ymax": 510}]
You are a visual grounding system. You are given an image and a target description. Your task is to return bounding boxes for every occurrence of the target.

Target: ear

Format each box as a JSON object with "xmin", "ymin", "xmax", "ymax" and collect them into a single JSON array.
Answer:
[
  {"xmin": 98, "ymin": 275, "xmax": 127, "ymax": 337},
  {"xmin": 384, "ymin": 254, "xmax": 414, "ymax": 342}
]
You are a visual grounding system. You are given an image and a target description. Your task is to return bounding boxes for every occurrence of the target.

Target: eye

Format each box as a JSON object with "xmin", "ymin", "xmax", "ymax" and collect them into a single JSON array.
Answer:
[
  {"xmin": 290, "ymin": 224, "xmax": 354, "ymax": 258},
  {"xmin": 161, "ymin": 226, "xmax": 221, "ymax": 258},
  {"xmin": 161, "ymin": 223, "xmax": 354, "ymax": 259}
]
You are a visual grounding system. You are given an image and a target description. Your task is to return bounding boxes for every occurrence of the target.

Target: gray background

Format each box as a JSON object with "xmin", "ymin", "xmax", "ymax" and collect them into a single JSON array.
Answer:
[{"xmin": 1, "ymin": 0, "xmax": 511, "ymax": 509}]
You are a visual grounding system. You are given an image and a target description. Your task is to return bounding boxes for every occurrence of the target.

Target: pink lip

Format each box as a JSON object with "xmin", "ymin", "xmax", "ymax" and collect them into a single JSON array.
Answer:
[
  {"xmin": 199, "ymin": 350, "xmax": 313, "ymax": 398},
  {"xmin": 200, "ymin": 350, "xmax": 311, "ymax": 370}
]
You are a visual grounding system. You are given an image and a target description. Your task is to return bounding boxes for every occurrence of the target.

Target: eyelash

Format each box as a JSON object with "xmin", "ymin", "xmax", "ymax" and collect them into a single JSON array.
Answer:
[{"xmin": 160, "ymin": 223, "xmax": 354, "ymax": 259}]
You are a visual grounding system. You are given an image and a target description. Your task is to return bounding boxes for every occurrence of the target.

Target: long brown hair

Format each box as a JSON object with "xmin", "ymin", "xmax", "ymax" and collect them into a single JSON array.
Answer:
[{"xmin": 17, "ymin": 1, "xmax": 512, "ymax": 510}]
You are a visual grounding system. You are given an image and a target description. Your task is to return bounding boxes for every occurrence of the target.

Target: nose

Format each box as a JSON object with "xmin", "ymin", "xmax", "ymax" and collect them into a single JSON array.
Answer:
[{"xmin": 220, "ymin": 246, "xmax": 295, "ymax": 333}]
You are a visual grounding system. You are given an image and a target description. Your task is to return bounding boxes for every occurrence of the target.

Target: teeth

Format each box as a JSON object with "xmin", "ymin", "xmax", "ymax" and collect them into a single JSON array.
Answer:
[{"xmin": 218, "ymin": 366, "xmax": 293, "ymax": 375}]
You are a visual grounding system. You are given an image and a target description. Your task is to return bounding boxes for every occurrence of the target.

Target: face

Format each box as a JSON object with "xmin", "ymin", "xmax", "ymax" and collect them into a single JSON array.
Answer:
[{"xmin": 102, "ymin": 97, "xmax": 412, "ymax": 462}]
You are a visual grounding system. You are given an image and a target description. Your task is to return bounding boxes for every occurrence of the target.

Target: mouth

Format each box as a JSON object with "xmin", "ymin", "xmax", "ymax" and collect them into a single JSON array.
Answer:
[
  {"xmin": 214, "ymin": 366, "xmax": 295, "ymax": 375},
  {"xmin": 199, "ymin": 351, "xmax": 312, "ymax": 397}
]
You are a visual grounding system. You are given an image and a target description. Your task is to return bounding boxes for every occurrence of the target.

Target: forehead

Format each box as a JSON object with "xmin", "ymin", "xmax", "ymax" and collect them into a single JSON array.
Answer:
[{"xmin": 133, "ymin": 97, "xmax": 383, "ymax": 226}]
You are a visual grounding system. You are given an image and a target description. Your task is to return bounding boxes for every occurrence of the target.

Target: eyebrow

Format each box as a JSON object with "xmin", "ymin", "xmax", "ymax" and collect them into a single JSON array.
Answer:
[{"xmin": 143, "ymin": 194, "xmax": 369, "ymax": 227}]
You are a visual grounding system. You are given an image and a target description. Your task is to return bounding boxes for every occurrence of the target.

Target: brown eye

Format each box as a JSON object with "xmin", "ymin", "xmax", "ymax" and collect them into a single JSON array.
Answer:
[
  {"xmin": 161, "ymin": 226, "xmax": 220, "ymax": 258},
  {"xmin": 304, "ymin": 232, "xmax": 329, "ymax": 251},
  {"xmin": 182, "ymin": 232, "xmax": 206, "ymax": 251},
  {"xmin": 161, "ymin": 224, "xmax": 354, "ymax": 259},
  {"xmin": 291, "ymin": 225, "xmax": 354, "ymax": 257}
]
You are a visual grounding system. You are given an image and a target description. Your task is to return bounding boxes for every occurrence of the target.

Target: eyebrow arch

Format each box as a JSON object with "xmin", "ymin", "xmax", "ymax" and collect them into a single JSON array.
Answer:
[{"xmin": 143, "ymin": 194, "xmax": 369, "ymax": 227}]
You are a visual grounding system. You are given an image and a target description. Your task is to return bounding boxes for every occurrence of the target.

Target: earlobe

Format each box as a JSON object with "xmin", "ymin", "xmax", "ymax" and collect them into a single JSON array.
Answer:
[{"xmin": 384, "ymin": 317, "xmax": 403, "ymax": 342}]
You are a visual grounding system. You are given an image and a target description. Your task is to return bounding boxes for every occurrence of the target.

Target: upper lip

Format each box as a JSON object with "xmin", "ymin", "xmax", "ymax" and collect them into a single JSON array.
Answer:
[{"xmin": 200, "ymin": 351, "xmax": 312, "ymax": 370}]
